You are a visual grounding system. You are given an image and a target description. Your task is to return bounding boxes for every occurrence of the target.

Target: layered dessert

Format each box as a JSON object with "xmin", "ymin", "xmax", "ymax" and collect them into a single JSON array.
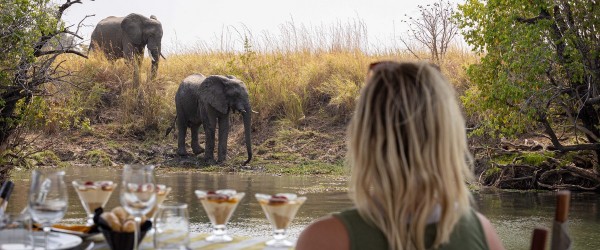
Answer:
[
  {"xmin": 72, "ymin": 180, "xmax": 117, "ymax": 224},
  {"xmin": 121, "ymin": 183, "xmax": 157, "ymax": 214},
  {"xmin": 195, "ymin": 189, "xmax": 244, "ymax": 225},
  {"xmin": 256, "ymin": 193, "xmax": 306, "ymax": 229},
  {"xmin": 146, "ymin": 184, "xmax": 172, "ymax": 218}
]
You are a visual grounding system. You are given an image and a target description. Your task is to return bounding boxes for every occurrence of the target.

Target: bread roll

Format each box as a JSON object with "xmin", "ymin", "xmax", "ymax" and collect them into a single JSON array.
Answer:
[
  {"xmin": 101, "ymin": 212, "xmax": 121, "ymax": 232},
  {"xmin": 121, "ymin": 220, "xmax": 136, "ymax": 233},
  {"xmin": 111, "ymin": 206, "xmax": 128, "ymax": 223}
]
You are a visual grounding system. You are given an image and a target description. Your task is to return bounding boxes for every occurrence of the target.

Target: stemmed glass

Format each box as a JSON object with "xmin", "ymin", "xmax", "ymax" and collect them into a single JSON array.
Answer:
[
  {"xmin": 256, "ymin": 193, "xmax": 306, "ymax": 247},
  {"xmin": 72, "ymin": 180, "xmax": 117, "ymax": 225},
  {"xmin": 120, "ymin": 164, "xmax": 157, "ymax": 250},
  {"xmin": 28, "ymin": 170, "xmax": 68, "ymax": 250},
  {"xmin": 195, "ymin": 189, "xmax": 244, "ymax": 243}
]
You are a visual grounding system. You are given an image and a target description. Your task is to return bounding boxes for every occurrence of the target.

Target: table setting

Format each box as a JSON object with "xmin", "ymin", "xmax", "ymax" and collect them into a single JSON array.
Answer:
[{"xmin": 0, "ymin": 165, "xmax": 306, "ymax": 250}]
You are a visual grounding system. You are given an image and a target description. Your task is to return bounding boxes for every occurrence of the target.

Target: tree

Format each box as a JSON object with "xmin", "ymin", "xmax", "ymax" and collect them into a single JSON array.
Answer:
[
  {"xmin": 0, "ymin": 0, "xmax": 89, "ymax": 178},
  {"xmin": 456, "ymin": 1, "xmax": 600, "ymax": 190},
  {"xmin": 400, "ymin": 0, "xmax": 459, "ymax": 63}
]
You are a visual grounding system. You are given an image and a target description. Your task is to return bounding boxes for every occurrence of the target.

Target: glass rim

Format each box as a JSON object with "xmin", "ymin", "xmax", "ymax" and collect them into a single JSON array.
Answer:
[{"xmin": 158, "ymin": 202, "xmax": 188, "ymax": 209}]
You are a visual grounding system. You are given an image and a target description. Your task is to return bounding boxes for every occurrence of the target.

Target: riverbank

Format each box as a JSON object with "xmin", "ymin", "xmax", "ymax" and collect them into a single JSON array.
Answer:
[
  {"xmin": 5, "ymin": 49, "xmax": 599, "ymax": 191},
  {"xmin": 13, "ymin": 50, "xmax": 474, "ymax": 176},
  {"xmin": 21, "ymin": 104, "xmax": 349, "ymax": 176}
]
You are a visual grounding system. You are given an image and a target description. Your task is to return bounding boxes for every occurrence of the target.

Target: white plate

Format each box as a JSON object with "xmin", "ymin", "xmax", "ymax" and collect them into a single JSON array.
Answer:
[
  {"xmin": 0, "ymin": 230, "xmax": 82, "ymax": 250},
  {"xmin": 33, "ymin": 231, "xmax": 82, "ymax": 250}
]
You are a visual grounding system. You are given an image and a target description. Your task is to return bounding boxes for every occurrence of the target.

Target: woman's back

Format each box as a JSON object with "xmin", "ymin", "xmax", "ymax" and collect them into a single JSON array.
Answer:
[
  {"xmin": 296, "ymin": 61, "xmax": 504, "ymax": 250},
  {"xmin": 334, "ymin": 208, "xmax": 488, "ymax": 250}
]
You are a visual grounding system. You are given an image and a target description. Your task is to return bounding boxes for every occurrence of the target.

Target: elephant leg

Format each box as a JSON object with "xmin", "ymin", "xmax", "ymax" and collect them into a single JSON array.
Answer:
[
  {"xmin": 203, "ymin": 113, "xmax": 217, "ymax": 163},
  {"xmin": 190, "ymin": 125, "xmax": 204, "ymax": 155},
  {"xmin": 217, "ymin": 115, "xmax": 229, "ymax": 163},
  {"xmin": 176, "ymin": 117, "xmax": 187, "ymax": 156},
  {"xmin": 123, "ymin": 42, "xmax": 141, "ymax": 89},
  {"xmin": 133, "ymin": 53, "xmax": 143, "ymax": 89}
]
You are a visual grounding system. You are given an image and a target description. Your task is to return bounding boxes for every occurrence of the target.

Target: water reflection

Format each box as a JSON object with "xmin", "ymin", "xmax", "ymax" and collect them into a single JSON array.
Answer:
[
  {"xmin": 5, "ymin": 167, "xmax": 600, "ymax": 249},
  {"xmin": 6, "ymin": 167, "xmax": 354, "ymax": 239},
  {"xmin": 475, "ymin": 189, "xmax": 600, "ymax": 250}
]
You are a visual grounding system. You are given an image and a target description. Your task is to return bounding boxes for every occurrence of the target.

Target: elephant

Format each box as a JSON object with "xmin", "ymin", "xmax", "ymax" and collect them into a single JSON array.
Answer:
[
  {"xmin": 89, "ymin": 13, "xmax": 163, "ymax": 84},
  {"xmin": 175, "ymin": 74, "xmax": 253, "ymax": 165}
]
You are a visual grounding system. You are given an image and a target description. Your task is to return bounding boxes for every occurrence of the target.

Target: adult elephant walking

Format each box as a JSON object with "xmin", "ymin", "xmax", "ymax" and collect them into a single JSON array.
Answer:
[
  {"xmin": 90, "ymin": 13, "xmax": 163, "ymax": 85},
  {"xmin": 175, "ymin": 74, "xmax": 252, "ymax": 165}
]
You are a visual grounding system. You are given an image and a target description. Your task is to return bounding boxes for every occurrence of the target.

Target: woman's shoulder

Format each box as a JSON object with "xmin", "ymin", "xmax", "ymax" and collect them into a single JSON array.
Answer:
[
  {"xmin": 296, "ymin": 215, "xmax": 349, "ymax": 250},
  {"xmin": 474, "ymin": 212, "xmax": 505, "ymax": 250}
]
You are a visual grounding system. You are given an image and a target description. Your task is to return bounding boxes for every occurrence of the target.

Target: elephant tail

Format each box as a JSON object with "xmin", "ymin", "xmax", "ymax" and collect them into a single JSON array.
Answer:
[{"xmin": 165, "ymin": 115, "xmax": 177, "ymax": 138}]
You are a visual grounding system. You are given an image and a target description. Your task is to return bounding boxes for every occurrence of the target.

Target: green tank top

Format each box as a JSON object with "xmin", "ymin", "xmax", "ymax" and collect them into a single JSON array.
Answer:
[{"xmin": 333, "ymin": 208, "xmax": 489, "ymax": 250}]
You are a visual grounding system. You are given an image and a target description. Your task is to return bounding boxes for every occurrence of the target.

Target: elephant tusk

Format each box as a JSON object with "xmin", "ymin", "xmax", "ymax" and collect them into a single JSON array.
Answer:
[{"xmin": 252, "ymin": 110, "xmax": 259, "ymax": 114}]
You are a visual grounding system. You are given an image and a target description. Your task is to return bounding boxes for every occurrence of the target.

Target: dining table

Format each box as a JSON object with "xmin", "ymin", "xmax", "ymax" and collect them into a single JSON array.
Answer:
[{"xmin": 75, "ymin": 232, "xmax": 295, "ymax": 250}]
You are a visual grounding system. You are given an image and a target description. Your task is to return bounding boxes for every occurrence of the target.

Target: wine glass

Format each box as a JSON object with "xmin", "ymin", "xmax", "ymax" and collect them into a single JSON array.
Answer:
[
  {"xmin": 28, "ymin": 170, "xmax": 68, "ymax": 250},
  {"xmin": 256, "ymin": 193, "xmax": 306, "ymax": 247},
  {"xmin": 120, "ymin": 164, "xmax": 156, "ymax": 250}
]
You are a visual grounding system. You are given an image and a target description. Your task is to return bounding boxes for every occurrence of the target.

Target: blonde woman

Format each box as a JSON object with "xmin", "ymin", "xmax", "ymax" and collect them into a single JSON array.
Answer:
[{"xmin": 296, "ymin": 61, "xmax": 504, "ymax": 250}]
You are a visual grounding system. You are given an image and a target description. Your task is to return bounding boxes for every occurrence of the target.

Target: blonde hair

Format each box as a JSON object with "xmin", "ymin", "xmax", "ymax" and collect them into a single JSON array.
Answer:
[{"xmin": 347, "ymin": 61, "xmax": 473, "ymax": 250}]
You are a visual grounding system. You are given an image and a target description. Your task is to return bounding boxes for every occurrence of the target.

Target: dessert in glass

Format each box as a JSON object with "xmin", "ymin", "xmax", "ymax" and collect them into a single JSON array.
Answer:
[
  {"xmin": 145, "ymin": 184, "xmax": 172, "ymax": 219},
  {"xmin": 256, "ymin": 193, "xmax": 307, "ymax": 247},
  {"xmin": 195, "ymin": 189, "xmax": 245, "ymax": 243},
  {"xmin": 72, "ymin": 180, "xmax": 117, "ymax": 225}
]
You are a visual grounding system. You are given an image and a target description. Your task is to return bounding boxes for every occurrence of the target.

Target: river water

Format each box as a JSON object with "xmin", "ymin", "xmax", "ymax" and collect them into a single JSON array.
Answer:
[{"xmin": 5, "ymin": 167, "xmax": 600, "ymax": 249}]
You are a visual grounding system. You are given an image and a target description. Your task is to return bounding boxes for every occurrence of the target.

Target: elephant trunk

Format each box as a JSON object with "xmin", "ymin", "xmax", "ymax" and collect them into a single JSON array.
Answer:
[
  {"xmin": 148, "ymin": 42, "xmax": 161, "ymax": 80},
  {"xmin": 242, "ymin": 104, "xmax": 252, "ymax": 165}
]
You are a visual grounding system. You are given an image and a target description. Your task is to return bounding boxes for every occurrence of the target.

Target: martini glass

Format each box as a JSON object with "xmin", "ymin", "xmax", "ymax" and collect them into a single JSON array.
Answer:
[
  {"xmin": 256, "ymin": 193, "xmax": 306, "ymax": 247},
  {"xmin": 195, "ymin": 189, "xmax": 244, "ymax": 243},
  {"xmin": 72, "ymin": 180, "xmax": 117, "ymax": 225},
  {"xmin": 146, "ymin": 184, "xmax": 172, "ymax": 219}
]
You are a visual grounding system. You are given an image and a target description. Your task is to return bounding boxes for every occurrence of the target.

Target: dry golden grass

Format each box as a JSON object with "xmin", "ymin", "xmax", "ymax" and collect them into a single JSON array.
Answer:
[{"xmin": 50, "ymin": 43, "xmax": 477, "ymax": 138}]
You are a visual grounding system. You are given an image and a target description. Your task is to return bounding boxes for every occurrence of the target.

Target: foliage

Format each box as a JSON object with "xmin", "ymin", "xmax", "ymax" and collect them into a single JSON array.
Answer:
[
  {"xmin": 0, "ymin": 0, "xmax": 88, "ymax": 180},
  {"xmin": 521, "ymin": 152, "xmax": 553, "ymax": 166},
  {"xmin": 456, "ymin": 1, "xmax": 600, "ymax": 166},
  {"xmin": 491, "ymin": 152, "xmax": 554, "ymax": 166},
  {"xmin": 484, "ymin": 166, "xmax": 501, "ymax": 178}
]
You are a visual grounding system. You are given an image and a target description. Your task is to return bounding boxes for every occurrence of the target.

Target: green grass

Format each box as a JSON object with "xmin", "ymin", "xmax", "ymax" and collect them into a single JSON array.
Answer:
[
  {"xmin": 491, "ymin": 151, "xmax": 554, "ymax": 166},
  {"xmin": 84, "ymin": 149, "xmax": 113, "ymax": 166},
  {"xmin": 31, "ymin": 150, "xmax": 68, "ymax": 168}
]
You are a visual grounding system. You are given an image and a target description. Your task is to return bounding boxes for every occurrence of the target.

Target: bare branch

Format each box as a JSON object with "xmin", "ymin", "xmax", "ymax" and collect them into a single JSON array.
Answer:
[
  {"xmin": 36, "ymin": 49, "xmax": 88, "ymax": 58},
  {"xmin": 57, "ymin": 0, "xmax": 83, "ymax": 19}
]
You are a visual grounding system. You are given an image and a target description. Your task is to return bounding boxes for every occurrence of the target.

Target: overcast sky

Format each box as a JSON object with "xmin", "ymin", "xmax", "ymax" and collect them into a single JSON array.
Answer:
[{"xmin": 59, "ymin": 0, "xmax": 464, "ymax": 53}]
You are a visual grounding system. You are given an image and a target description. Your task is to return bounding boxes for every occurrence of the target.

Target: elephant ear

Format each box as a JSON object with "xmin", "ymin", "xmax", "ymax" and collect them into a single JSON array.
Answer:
[
  {"xmin": 121, "ymin": 13, "xmax": 145, "ymax": 45},
  {"xmin": 200, "ymin": 76, "xmax": 229, "ymax": 115}
]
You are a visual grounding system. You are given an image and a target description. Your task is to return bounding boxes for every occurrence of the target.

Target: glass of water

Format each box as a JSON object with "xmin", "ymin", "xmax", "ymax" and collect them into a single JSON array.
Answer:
[
  {"xmin": 120, "ymin": 164, "xmax": 156, "ymax": 250},
  {"xmin": 153, "ymin": 203, "xmax": 190, "ymax": 250},
  {"xmin": 28, "ymin": 169, "xmax": 68, "ymax": 250}
]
